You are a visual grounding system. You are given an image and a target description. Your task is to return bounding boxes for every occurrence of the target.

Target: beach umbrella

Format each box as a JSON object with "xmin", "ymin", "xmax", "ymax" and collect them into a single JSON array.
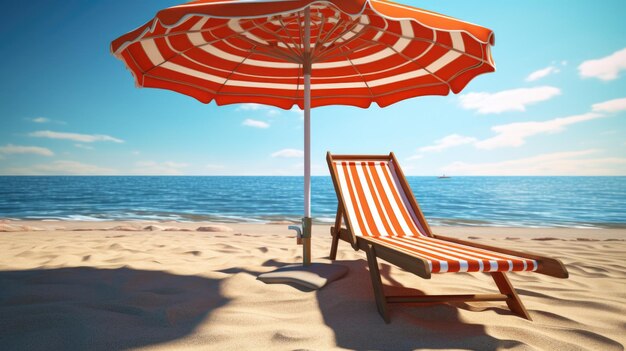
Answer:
[{"xmin": 111, "ymin": 0, "xmax": 495, "ymax": 269}]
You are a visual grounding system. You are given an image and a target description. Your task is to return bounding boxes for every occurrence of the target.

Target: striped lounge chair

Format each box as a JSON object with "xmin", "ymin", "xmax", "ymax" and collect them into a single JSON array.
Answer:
[{"xmin": 326, "ymin": 152, "xmax": 568, "ymax": 322}]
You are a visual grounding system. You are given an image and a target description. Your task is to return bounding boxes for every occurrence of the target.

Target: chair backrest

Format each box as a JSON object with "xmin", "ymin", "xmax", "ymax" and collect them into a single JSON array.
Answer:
[{"xmin": 327, "ymin": 153, "xmax": 430, "ymax": 238}]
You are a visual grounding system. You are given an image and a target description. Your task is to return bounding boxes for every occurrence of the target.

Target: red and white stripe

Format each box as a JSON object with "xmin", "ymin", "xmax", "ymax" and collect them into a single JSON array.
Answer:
[
  {"xmin": 111, "ymin": 0, "xmax": 495, "ymax": 109},
  {"xmin": 366, "ymin": 236, "xmax": 537, "ymax": 273},
  {"xmin": 333, "ymin": 160, "xmax": 426, "ymax": 237},
  {"xmin": 331, "ymin": 159, "xmax": 537, "ymax": 274}
]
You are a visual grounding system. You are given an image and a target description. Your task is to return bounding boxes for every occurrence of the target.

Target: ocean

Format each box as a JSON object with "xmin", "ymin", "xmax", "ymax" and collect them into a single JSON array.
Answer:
[{"xmin": 0, "ymin": 176, "xmax": 624, "ymax": 228}]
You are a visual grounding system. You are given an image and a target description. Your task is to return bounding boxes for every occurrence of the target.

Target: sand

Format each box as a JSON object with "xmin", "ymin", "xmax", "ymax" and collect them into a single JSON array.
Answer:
[{"xmin": 1, "ymin": 220, "xmax": 625, "ymax": 350}]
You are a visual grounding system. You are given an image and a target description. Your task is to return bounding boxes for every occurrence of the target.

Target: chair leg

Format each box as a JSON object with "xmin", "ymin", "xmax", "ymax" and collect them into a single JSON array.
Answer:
[
  {"xmin": 364, "ymin": 244, "xmax": 390, "ymax": 323},
  {"xmin": 329, "ymin": 206, "xmax": 343, "ymax": 260},
  {"xmin": 491, "ymin": 272, "xmax": 532, "ymax": 320},
  {"xmin": 329, "ymin": 232, "xmax": 340, "ymax": 260}
]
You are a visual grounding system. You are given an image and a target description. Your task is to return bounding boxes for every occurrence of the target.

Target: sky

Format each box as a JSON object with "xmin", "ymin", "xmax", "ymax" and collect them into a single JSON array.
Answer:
[{"xmin": 1, "ymin": 0, "xmax": 625, "ymax": 176}]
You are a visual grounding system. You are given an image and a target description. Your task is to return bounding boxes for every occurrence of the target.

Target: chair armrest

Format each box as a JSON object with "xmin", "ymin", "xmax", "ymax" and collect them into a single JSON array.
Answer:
[
  {"xmin": 433, "ymin": 234, "xmax": 568, "ymax": 278},
  {"xmin": 358, "ymin": 237, "xmax": 431, "ymax": 279}
]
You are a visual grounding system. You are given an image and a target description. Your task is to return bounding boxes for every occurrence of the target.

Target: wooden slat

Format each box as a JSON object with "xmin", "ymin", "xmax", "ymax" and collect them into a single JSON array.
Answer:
[
  {"xmin": 389, "ymin": 152, "xmax": 434, "ymax": 237},
  {"xmin": 386, "ymin": 293, "xmax": 508, "ymax": 303},
  {"xmin": 326, "ymin": 152, "xmax": 359, "ymax": 248},
  {"xmin": 329, "ymin": 154, "xmax": 393, "ymax": 161}
]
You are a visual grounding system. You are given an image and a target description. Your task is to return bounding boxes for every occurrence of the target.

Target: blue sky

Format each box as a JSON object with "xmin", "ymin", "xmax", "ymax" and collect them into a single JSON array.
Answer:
[{"xmin": 1, "ymin": 0, "xmax": 625, "ymax": 176}]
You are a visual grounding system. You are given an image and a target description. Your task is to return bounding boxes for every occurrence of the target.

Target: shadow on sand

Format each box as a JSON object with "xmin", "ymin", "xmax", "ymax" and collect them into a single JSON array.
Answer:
[
  {"xmin": 316, "ymin": 259, "xmax": 523, "ymax": 350},
  {"xmin": 0, "ymin": 267, "xmax": 228, "ymax": 350}
]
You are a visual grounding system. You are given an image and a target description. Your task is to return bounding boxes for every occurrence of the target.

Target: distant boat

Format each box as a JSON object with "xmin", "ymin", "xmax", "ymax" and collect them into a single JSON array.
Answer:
[{"xmin": 438, "ymin": 174, "xmax": 451, "ymax": 179}]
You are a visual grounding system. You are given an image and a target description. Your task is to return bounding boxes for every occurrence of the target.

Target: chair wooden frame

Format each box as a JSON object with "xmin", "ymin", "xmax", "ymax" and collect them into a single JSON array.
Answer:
[{"xmin": 326, "ymin": 152, "xmax": 568, "ymax": 322}]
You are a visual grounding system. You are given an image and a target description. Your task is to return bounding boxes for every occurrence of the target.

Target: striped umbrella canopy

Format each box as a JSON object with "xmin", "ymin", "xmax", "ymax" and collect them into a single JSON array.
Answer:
[{"xmin": 111, "ymin": 0, "xmax": 495, "ymax": 265}]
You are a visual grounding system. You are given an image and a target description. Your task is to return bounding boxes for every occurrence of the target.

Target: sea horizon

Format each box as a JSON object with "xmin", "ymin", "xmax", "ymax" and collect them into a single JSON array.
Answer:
[
  {"xmin": 2, "ymin": 175, "xmax": 624, "ymax": 229},
  {"xmin": 2, "ymin": 175, "xmax": 626, "ymax": 177}
]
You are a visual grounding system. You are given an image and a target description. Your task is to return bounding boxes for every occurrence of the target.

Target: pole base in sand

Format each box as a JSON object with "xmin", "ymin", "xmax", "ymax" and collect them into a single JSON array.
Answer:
[{"xmin": 258, "ymin": 262, "xmax": 348, "ymax": 290}]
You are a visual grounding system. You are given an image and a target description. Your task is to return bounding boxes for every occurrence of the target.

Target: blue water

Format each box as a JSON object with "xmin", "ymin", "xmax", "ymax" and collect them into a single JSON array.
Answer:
[{"xmin": 0, "ymin": 176, "xmax": 624, "ymax": 228}]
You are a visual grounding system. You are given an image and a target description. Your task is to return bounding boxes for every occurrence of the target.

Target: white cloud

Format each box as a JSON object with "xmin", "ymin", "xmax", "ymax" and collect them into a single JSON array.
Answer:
[
  {"xmin": 242, "ymin": 118, "xmax": 270, "ymax": 128},
  {"xmin": 4, "ymin": 160, "xmax": 116, "ymax": 175},
  {"xmin": 271, "ymin": 149, "xmax": 304, "ymax": 158},
  {"xmin": 237, "ymin": 103, "xmax": 282, "ymax": 117},
  {"xmin": 526, "ymin": 66, "xmax": 559, "ymax": 82},
  {"xmin": 32, "ymin": 117, "xmax": 49, "ymax": 123},
  {"xmin": 419, "ymin": 134, "xmax": 478, "ymax": 153},
  {"xmin": 442, "ymin": 149, "xmax": 626, "ymax": 175},
  {"xmin": 132, "ymin": 161, "xmax": 188, "ymax": 175},
  {"xmin": 413, "ymin": 98, "xmax": 620, "ymax": 154},
  {"xmin": 459, "ymin": 86, "xmax": 561, "ymax": 114},
  {"xmin": 266, "ymin": 109, "xmax": 280, "ymax": 117},
  {"xmin": 30, "ymin": 130, "xmax": 124, "ymax": 143},
  {"xmin": 408, "ymin": 134, "xmax": 477, "ymax": 160},
  {"xmin": 74, "ymin": 144, "xmax": 94, "ymax": 150},
  {"xmin": 162, "ymin": 161, "xmax": 188, "ymax": 168},
  {"xmin": 0, "ymin": 144, "xmax": 54, "ymax": 156},
  {"xmin": 591, "ymin": 97, "xmax": 626, "ymax": 113},
  {"xmin": 579, "ymin": 48, "xmax": 626, "ymax": 81},
  {"xmin": 290, "ymin": 106, "xmax": 304, "ymax": 118},
  {"xmin": 475, "ymin": 112, "xmax": 605, "ymax": 150},
  {"xmin": 236, "ymin": 103, "xmax": 303, "ymax": 119},
  {"xmin": 237, "ymin": 103, "xmax": 266, "ymax": 111},
  {"xmin": 25, "ymin": 117, "xmax": 65, "ymax": 124},
  {"xmin": 406, "ymin": 154, "xmax": 423, "ymax": 161}
]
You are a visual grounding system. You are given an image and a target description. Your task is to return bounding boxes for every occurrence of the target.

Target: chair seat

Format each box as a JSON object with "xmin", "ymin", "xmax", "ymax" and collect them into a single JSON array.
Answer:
[{"xmin": 362, "ymin": 235, "xmax": 538, "ymax": 273}]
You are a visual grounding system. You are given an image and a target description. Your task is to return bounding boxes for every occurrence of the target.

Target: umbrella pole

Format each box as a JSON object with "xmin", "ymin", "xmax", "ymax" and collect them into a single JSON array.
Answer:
[{"xmin": 302, "ymin": 6, "xmax": 312, "ymax": 266}]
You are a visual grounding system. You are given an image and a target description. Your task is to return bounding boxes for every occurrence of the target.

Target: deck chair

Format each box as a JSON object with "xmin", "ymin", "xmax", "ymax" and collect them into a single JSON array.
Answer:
[{"xmin": 326, "ymin": 152, "xmax": 568, "ymax": 322}]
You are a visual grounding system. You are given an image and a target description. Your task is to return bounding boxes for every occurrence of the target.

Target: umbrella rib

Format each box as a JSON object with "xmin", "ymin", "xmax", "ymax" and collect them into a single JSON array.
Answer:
[
  {"xmin": 142, "ymin": 70, "xmax": 298, "ymax": 103},
  {"xmin": 312, "ymin": 18, "xmax": 363, "ymax": 61},
  {"xmin": 277, "ymin": 17, "xmax": 305, "ymax": 59},
  {"xmin": 340, "ymin": 47, "xmax": 375, "ymax": 100},
  {"xmin": 442, "ymin": 50, "xmax": 490, "ymax": 90},
  {"xmin": 214, "ymin": 48, "xmax": 256, "ymax": 96},
  {"xmin": 311, "ymin": 12, "xmax": 328, "ymax": 57},
  {"xmin": 315, "ymin": 39, "xmax": 379, "ymax": 63},
  {"xmin": 249, "ymin": 45, "xmax": 300, "ymax": 63},
  {"xmin": 244, "ymin": 18, "xmax": 303, "ymax": 62},
  {"xmin": 234, "ymin": 34, "xmax": 300, "ymax": 63},
  {"xmin": 297, "ymin": 10, "xmax": 304, "ymax": 56},
  {"xmin": 367, "ymin": 81, "xmax": 453, "ymax": 99},
  {"xmin": 312, "ymin": 12, "xmax": 345, "ymax": 58},
  {"xmin": 124, "ymin": 49, "xmax": 146, "ymax": 87},
  {"xmin": 227, "ymin": 20, "xmax": 300, "ymax": 63},
  {"xmin": 294, "ymin": 62, "xmax": 301, "ymax": 107},
  {"xmin": 143, "ymin": 72, "xmax": 217, "ymax": 95}
]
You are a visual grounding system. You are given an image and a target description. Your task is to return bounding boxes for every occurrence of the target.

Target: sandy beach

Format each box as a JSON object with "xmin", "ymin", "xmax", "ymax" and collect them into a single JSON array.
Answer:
[{"xmin": 1, "ymin": 220, "xmax": 625, "ymax": 350}]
